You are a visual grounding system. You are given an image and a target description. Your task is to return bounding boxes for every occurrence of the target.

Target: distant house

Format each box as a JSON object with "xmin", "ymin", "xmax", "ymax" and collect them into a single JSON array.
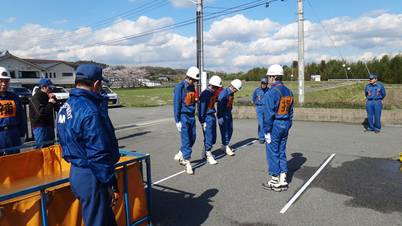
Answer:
[
  {"xmin": 137, "ymin": 78, "xmax": 162, "ymax": 87},
  {"xmin": 311, "ymin": 74, "xmax": 321, "ymax": 82},
  {"xmin": 0, "ymin": 51, "xmax": 75, "ymax": 88}
]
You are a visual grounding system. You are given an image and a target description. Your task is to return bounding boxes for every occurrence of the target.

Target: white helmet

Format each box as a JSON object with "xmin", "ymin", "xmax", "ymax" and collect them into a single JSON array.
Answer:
[
  {"xmin": 267, "ymin": 64, "xmax": 284, "ymax": 76},
  {"xmin": 209, "ymin": 75, "xmax": 222, "ymax": 87},
  {"xmin": 0, "ymin": 66, "xmax": 11, "ymax": 79},
  {"xmin": 231, "ymin": 79, "xmax": 242, "ymax": 90},
  {"xmin": 186, "ymin": 66, "xmax": 200, "ymax": 80}
]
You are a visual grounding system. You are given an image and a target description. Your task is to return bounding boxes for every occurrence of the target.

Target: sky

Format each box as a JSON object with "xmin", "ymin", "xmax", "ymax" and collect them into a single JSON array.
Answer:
[{"xmin": 1, "ymin": 0, "xmax": 402, "ymax": 72}]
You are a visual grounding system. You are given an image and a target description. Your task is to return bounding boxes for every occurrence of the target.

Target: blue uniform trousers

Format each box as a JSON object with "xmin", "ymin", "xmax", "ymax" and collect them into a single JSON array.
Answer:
[
  {"xmin": 203, "ymin": 115, "xmax": 217, "ymax": 151},
  {"xmin": 0, "ymin": 128, "xmax": 21, "ymax": 155},
  {"xmin": 180, "ymin": 114, "xmax": 196, "ymax": 160},
  {"xmin": 33, "ymin": 127, "xmax": 55, "ymax": 148},
  {"xmin": 265, "ymin": 120, "xmax": 291, "ymax": 176},
  {"xmin": 366, "ymin": 100, "xmax": 382, "ymax": 131},
  {"xmin": 219, "ymin": 114, "xmax": 233, "ymax": 146},
  {"xmin": 256, "ymin": 105, "xmax": 265, "ymax": 141},
  {"xmin": 70, "ymin": 166, "xmax": 117, "ymax": 226}
]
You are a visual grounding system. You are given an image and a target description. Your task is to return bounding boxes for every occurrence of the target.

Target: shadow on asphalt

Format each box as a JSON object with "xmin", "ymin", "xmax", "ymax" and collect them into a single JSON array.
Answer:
[
  {"xmin": 117, "ymin": 131, "xmax": 151, "ymax": 141},
  {"xmin": 152, "ymin": 184, "xmax": 218, "ymax": 226},
  {"xmin": 287, "ymin": 152, "xmax": 307, "ymax": 183},
  {"xmin": 294, "ymin": 157, "xmax": 402, "ymax": 213}
]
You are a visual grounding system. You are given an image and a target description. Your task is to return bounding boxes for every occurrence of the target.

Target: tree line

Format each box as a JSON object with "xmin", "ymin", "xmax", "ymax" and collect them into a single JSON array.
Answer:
[{"xmin": 238, "ymin": 54, "xmax": 402, "ymax": 83}]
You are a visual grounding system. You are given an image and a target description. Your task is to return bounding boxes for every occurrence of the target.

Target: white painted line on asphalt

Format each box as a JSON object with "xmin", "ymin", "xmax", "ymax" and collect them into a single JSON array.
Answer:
[
  {"xmin": 115, "ymin": 118, "xmax": 172, "ymax": 132},
  {"xmin": 280, "ymin": 153, "xmax": 336, "ymax": 214},
  {"xmin": 152, "ymin": 139, "xmax": 257, "ymax": 186},
  {"xmin": 153, "ymin": 170, "xmax": 185, "ymax": 185}
]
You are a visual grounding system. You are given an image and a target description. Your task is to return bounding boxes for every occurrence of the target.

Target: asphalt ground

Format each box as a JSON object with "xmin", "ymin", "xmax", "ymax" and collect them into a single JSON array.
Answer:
[{"xmin": 109, "ymin": 107, "xmax": 402, "ymax": 226}]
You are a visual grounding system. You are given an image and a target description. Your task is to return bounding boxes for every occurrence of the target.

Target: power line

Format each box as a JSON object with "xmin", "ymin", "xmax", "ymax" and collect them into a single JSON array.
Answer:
[
  {"xmin": 35, "ymin": 0, "xmax": 170, "ymax": 42},
  {"xmin": 29, "ymin": 0, "xmax": 286, "ymax": 58}
]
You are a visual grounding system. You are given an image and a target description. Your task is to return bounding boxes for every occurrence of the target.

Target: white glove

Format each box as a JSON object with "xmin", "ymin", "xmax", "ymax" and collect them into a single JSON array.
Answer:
[
  {"xmin": 264, "ymin": 133, "xmax": 271, "ymax": 144},
  {"xmin": 176, "ymin": 122, "xmax": 182, "ymax": 132},
  {"xmin": 218, "ymin": 118, "xmax": 224, "ymax": 125},
  {"xmin": 202, "ymin": 122, "xmax": 207, "ymax": 131}
]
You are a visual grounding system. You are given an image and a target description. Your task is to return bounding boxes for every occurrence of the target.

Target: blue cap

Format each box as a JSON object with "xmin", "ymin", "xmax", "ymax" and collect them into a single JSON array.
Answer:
[
  {"xmin": 369, "ymin": 74, "xmax": 378, "ymax": 80},
  {"xmin": 76, "ymin": 64, "xmax": 108, "ymax": 82},
  {"xmin": 261, "ymin": 77, "xmax": 268, "ymax": 84},
  {"xmin": 38, "ymin": 78, "xmax": 53, "ymax": 88}
]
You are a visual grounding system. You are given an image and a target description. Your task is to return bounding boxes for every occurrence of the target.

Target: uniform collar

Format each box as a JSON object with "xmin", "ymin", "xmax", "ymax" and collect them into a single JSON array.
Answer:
[
  {"xmin": 70, "ymin": 88, "xmax": 102, "ymax": 103},
  {"xmin": 271, "ymin": 81, "xmax": 283, "ymax": 87}
]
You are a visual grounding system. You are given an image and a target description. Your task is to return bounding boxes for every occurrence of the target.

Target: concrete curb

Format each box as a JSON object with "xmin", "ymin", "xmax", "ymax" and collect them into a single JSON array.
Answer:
[{"xmin": 232, "ymin": 106, "xmax": 402, "ymax": 125}]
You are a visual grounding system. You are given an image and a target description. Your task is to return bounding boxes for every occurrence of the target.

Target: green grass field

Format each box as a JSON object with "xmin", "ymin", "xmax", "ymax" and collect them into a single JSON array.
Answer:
[{"xmin": 114, "ymin": 81, "xmax": 402, "ymax": 109}]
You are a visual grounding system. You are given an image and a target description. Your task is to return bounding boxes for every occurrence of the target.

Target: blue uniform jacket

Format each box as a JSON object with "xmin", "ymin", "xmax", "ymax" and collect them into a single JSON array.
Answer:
[
  {"xmin": 57, "ymin": 88, "xmax": 120, "ymax": 184},
  {"xmin": 365, "ymin": 82, "xmax": 386, "ymax": 100},
  {"xmin": 173, "ymin": 80, "xmax": 196, "ymax": 122},
  {"xmin": 252, "ymin": 87, "xmax": 268, "ymax": 106},
  {"xmin": 0, "ymin": 91, "xmax": 26, "ymax": 137},
  {"xmin": 198, "ymin": 88, "xmax": 217, "ymax": 123},
  {"xmin": 217, "ymin": 87, "xmax": 234, "ymax": 118},
  {"xmin": 262, "ymin": 81, "xmax": 294, "ymax": 133}
]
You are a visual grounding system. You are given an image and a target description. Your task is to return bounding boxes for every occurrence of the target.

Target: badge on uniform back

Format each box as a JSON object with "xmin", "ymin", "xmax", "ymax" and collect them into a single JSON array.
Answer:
[{"xmin": 0, "ymin": 100, "xmax": 16, "ymax": 118}]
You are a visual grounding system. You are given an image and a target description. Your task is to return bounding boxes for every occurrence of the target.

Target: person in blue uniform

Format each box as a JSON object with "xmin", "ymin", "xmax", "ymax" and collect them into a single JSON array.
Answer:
[
  {"xmin": 30, "ymin": 78, "xmax": 57, "ymax": 148},
  {"xmin": 217, "ymin": 79, "xmax": 242, "ymax": 156},
  {"xmin": 262, "ymin": 64, "xmax": 294, "ymax": 192},
  {"xmin": 198, "ymin": 75, "xmax": 223, "ymax": 165},
  {"xmin": 57, "ymin": 64, "xmax": 120, "ymax": 226},
  {"xmin": 173, "ymin": 66, "xmax": 200, "ymax": 175},
  {"xmin": 0, "ymin": 66, "xmax": 27, "ymax": 155},
  {"xmin": 252, "ymin": 78, "xmax": 269, "ymax": 144},
  {"xmin": 364, "ymin": 74, "xmax": 386, "ymax": 133}
]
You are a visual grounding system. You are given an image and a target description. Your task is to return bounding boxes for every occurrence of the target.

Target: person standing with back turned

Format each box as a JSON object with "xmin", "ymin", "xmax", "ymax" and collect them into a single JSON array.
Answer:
[
  {"xmin": 262, "ymin": 64, "xmax": 294, "ymax": 192},
  {"xmin": 57, "ymin": 64, "xmax": 120, "ymax": 226}
]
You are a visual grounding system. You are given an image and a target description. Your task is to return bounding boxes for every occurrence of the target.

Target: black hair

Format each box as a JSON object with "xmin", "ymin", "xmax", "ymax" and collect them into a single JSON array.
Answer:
[{"xmin": 75, "ymin": 78, "xmax": 95, "ymax": 87}]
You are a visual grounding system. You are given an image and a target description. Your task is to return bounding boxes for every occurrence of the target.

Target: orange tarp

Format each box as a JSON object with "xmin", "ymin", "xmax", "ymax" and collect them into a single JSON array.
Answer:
[{"xmin": 0, "ymin": 145, "xmax": 149, "ymax": 226}]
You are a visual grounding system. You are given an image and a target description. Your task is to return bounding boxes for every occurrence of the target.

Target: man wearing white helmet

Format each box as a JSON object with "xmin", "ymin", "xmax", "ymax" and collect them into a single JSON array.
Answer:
[
  {"xmin": 262, "ymin": 64, "xmax": 294, "ymax": 192},
  {"xmin": 0, "ymin": 66, "xmax": 27, "ymax": 155},
  {"xmin": 217, "ymin": 79, "xmax": 242, "ymax": 156},
  {"xmin": 173, "ymin": 66, "xmax": 200, "ymax": 174},
  {"xmin": 198, "ymin": 75, "xmax": 222, "ymax": 165}
]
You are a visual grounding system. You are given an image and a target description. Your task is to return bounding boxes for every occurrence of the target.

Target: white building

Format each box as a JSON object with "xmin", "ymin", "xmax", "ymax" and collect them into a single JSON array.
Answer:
[{"xmin": 0, "ymin": 51, "xmax": 76, "ymax": 88}]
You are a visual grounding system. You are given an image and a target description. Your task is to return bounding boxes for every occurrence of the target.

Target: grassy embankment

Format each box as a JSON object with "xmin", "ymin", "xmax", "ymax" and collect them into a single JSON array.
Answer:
[{"xmin": 114, "ymin": 81, "xmax": 402, "ymax": 109}]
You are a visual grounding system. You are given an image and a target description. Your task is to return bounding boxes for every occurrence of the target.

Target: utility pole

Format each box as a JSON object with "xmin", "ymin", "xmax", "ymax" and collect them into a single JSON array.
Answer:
[
  {"xmin": 196, "ymin": 0, "xmax": 207, "ymax": 92},
  {"xmin": 298, "ymin": 0, "xmax": 305, "ymax": 105}
]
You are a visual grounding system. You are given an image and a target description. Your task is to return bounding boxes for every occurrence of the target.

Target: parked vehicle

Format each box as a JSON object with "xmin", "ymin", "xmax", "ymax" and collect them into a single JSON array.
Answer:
[
  {"xmin": 8, "ymin": 86, "xmax": 32, "ymax": 103},
  {"xmin": 32, "ymin": 86, "xmax": 69, "ymax": 103},
  {"xmin": 102, "ymin": 86, "xmax": 120, "ymax": 107}
]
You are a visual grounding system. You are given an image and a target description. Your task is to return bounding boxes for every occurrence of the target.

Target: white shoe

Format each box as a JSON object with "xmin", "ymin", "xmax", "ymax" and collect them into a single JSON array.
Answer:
[
  {"xmin": 224, "ymin": 145, "xmax": 235, "ymax": 156},
  {"xmin": 183, "ymin": 160, "xmax": 193, "ymax": 175},
  {"xmin": 174, "ymin": 151, "xmax": 185, "ymax": 165},
  {"xmin": 206, "ymin": 151, "xmax": 218, "ymax": 165},
  {"xmin": 279, "ymin": 173, "xmax": 288, "ymax": 190},
  {"xmin": 262, "ymin": 176, "xmax": 282, "ymax": 191}
]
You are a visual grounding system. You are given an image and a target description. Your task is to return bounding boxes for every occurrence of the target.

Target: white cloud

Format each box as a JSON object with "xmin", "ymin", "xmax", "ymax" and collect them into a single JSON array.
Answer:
[{"xmin": 1, "ymin": 12, "xmax": 402, "ymax": 72}]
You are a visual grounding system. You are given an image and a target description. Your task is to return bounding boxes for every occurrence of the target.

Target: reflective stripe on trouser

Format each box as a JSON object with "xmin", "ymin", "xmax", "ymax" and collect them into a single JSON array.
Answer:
[
  {"xmin": 256, "ymin": 106, "xmax": 265, "ymax": 141},
  {"xmin": 180, "ymin": 114, "xmax": 196, "ymax": 160},
  {"xmin": 70, "ymin": 166, "xmax": 117, "ymax": 226},
  {"xmin": 366, "ymin": 100, "xmax": 382, "ymax": 131},
  {"xmin": 265, "ymin": 120, "xmax": 291, "ymax": 176},
  {"xmin": 219, "ymin": 114, "xmax": 233, "ymax": 146},
  {"xmin": 203, "ymin": 115, "xmax": 217, "ymax": 151},
  {"xmin": 0, "ymin": 128, "xmax": 21, "ymax": 155},
  {"xmin": 33, "ymin": 127, "xmax": 55, "ymax": 148}
]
